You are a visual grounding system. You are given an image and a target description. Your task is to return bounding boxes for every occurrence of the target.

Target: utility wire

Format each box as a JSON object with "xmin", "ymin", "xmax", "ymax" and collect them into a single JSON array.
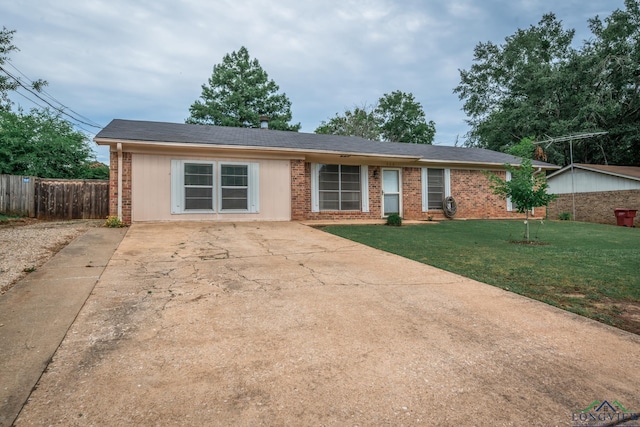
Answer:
[
  {"xmin": 5, "ymin": 61, "xmax": 102, "ymax": 128},
  {"xmin": 0, "ymin": 64, "xmax": 103, "ymax": 130},
  {"xmin": 13, "ymin": 87, "xmax": 96, "ymax": 135}
]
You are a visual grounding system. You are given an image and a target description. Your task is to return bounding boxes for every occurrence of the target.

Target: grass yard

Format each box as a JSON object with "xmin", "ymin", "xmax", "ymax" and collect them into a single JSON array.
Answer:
[{"xmin": 323, "ymin": 220, "xmax": 640, "ymax": 334}]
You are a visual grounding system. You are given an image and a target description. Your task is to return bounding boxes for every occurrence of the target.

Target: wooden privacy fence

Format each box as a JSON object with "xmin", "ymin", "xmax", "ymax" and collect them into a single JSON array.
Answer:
[
  {"xmin": 0, "ymin": 174, "xmax": 109, "ymax": 220},
  {"xmin": 0, "ymin": 174, "xmax": 36, "ymax": 217}
]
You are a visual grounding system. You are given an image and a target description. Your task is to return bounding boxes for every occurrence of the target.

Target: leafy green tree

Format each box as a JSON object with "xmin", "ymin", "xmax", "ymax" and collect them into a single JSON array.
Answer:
[
  {"xmin": 455, "ymin": 2, "xmax": 640, "ymax": 166},
  {"xmin": 581, "ymin": 0, "xmax": 640, "ymax": 165},
  {"xmin": 376, "ymin": 91, "xmax": 435, "ymax": 144},
  {"xmin": 0, "ymin": 27, "xmax": 46, "ymax": 110},
  {"xmin": 315, "ymin": 91, "xmax": 435, "ymax": 144},
  {"xmin": 187, "ymin": 46, "xmax": 300, "ymax": 131},
  {"xmin": 315, "ymin": 104, "xmax": 381, "ymax": 140},
  {"xmin": 77, "ymin": 162, "xmax": 110, "ymax": 180},
  {"xmin": 455, "ymin": 14, "xmax": 576, "ymax": 162},
  {"xmin": 0, "ymin": 108, "xmax": 99, "ymax": 179},
  {"xmin": 486, "ymin": 139, "xmax": 556, "ymax": 241}
]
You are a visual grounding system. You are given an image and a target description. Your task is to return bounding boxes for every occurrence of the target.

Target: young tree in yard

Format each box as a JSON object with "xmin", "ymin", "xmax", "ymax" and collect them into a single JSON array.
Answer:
[
  {"xmin": 0, "ymin": 108, "xmax": 102, "ymax": 179},
  {"xmin": 187, "ymin": 46, "xmax": 300, "ymax": 131},
  {"xmin": 315, "ymin": 91, "xmax": 435, "ymax": 144},
  {"xmin": 487, "ymin": 140, "xmax": 556, "ymax": 242}
]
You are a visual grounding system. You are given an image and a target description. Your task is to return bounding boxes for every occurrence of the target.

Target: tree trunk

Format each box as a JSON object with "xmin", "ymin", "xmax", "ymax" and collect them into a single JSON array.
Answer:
[{"xmin": 525, "ymin": 210, "xmax": 530, "ymax": 242}]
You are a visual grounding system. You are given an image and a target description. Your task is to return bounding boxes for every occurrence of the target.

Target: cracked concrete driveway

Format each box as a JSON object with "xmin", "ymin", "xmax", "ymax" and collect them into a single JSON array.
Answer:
[{"xmin": 15, "ymin": 222, "xmax": 640, "ymax": 426}]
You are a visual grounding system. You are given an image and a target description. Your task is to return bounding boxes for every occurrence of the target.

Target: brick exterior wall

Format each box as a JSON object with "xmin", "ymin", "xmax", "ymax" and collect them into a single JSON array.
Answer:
[
  {"xmin": 291, "ymin": 161, "xmax": 383, "ymax": 220},
  {"xmin": 109, "ymin": 150, "xmax": 132, "ymax": 224},
  {"xmin": 109, "ymin": 157, "xmax": 548, "ymax": 223},
  {"xmin": 402, "ymin": 167, "xmax": 423, "ymax": 219},
  {"xmin": 290, "ymin": 161, "xmax": 544, "ymax": 221},
  {"xmin": 290, "ymin": 160, "xmax": 308, "ymax": 220},
  {"xmin": 547, "ymin": 189, "xmax": 640, "ymax": 225},
  {"xmin": 449, "ymin": 169, "xmax": 546, "ymax": 219}
]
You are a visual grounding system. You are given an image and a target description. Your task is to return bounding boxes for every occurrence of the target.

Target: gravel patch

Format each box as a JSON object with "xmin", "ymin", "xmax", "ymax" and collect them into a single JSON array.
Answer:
[{"xmin": 0, "ymin": 219, "xmax": 103, "ymax": 295}]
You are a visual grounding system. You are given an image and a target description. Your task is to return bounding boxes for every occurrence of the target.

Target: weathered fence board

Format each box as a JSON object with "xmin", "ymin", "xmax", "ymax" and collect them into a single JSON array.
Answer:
[
  {"xmin": 0, "ymin": 175, "xmax": 109, "ymax": 219},
  {"xmin": 35, "ymin": 179, "xmax": 109, "ymax": 220},
  {"xmin": 0, "ymin": 175, "xmax": 36, "ymax": 217}
]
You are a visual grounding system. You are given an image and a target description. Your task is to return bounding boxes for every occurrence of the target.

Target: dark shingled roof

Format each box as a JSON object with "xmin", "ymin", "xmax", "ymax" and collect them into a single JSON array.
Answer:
[{"xmin": 95, "ymin": 119, "xmax": 559, "ymax": 168}]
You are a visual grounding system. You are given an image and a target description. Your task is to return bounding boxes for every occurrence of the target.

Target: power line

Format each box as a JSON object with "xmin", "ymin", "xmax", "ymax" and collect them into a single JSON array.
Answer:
[
  {"xmin": 0, "ymin": 64, "xmax": 103, "ymax": 130},
  {"xmin": 5, "ymin": 61, "xmax": 102, "ymax": 128},
  {"xmin": 12, "ymin": 87, "xmax": 96, "ymax": 135}
]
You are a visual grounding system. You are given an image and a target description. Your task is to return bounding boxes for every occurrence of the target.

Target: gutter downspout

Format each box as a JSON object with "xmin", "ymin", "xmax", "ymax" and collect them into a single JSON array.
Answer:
[{"xmin": 117, "ymin": 143, "xmax": 123, "ymax": 221}]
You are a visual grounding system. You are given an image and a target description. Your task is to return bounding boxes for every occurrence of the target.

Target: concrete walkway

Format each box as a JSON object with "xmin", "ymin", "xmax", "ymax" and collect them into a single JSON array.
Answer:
[
  {"xmin": 0, "ymin": 227, "xmax": 126, "ymax": 427},
  {"xmin": 11, "ymin": 222, "xmax": 640, "ymax": 426}
]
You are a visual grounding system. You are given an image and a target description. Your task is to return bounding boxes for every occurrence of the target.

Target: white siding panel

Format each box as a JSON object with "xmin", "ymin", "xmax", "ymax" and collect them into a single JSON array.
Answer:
[
  {"xmin": 132, "ymin": 154, "xmax": 291, "ymax": 221},
  {"xmin": 548, "ymin": 169, "xmax": 640, "ymax": 194}
]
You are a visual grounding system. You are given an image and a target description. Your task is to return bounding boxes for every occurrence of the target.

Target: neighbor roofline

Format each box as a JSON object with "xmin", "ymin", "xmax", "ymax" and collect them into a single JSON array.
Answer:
[{"xmin": 547, "ymin": 164, "xmax": 640, "ymax": 181}]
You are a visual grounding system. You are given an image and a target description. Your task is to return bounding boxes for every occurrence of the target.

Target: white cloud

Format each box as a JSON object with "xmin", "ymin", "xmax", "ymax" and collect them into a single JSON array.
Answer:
[{"xmin": 2, "ymin": 0, "xmax": 625, "ymax": 146}]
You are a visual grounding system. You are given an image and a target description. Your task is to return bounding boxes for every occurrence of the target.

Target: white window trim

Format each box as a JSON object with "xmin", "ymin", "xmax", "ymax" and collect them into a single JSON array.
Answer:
[
  {"xmin": 311, "ymin": 163, "xmax": 367, "ymax": 212},
  {"xmin": 422, "ymin": 167, "xmax": 450, "ymax": 212},
  {"xmin": 171, "ymin": 159, "xmax": 216, "ymax": 214},
  {"xmin": 171, "ymin": 160, "xmax": 259, "ymax": 214}
]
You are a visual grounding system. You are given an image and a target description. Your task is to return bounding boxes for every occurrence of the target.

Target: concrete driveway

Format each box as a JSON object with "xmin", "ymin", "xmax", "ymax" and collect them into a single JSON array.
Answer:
[{"xmin": 15, "ymin": 222, "xmax": 640, "ymax": 426}]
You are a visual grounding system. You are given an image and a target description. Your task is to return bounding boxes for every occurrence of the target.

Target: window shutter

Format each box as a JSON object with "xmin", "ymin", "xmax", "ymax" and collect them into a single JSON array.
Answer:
[
  {"xmin": 444, "ymin": 168, "xmax": 451, "ymax": 198},
  {"xmin": 170, "ymin": 160, "xmax": 182, "ymax": 213},
  {"xmin": 310, "ymin": 163, "xmax": 319, "ymax": 213},
  {"xmin": 421, "ymin": 167, "xmax": 428, "ymax": 212},
  {"xmin": 249, "ymin": 162, "xmax": 260, "ymax": 213},
  {"xmin": 360, "ymin": 165, "xmax": 369, "ymax": 212},
  {"xmin": 506, "ymin": 170, "xmax": 513, "ymax": 211}
]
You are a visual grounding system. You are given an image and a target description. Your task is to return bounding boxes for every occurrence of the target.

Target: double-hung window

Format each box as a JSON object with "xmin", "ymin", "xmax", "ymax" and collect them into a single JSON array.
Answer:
[
  {"xmin": 184, "ymin": 163, "xmax": 214, "ymax": 210},
  {"xmin": 421, "ymin": 168, "xmax": 450, "ymax": 211},
  {"xmin": 318, "ymin": 164, "xmax": 361, "ymax": 211},
  {"xmin": 220, "ymin": 164, "xmax": 249, "ymax": 211},
  {"xmin": 171, "ymin": 160, "xmax": 259, "ymax": 214}
]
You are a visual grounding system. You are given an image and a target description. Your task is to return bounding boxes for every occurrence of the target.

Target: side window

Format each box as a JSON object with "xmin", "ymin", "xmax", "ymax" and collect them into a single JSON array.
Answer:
[
  {"xmin": 428, "ymin": 168, "xmax": 445, "ymax": 210},
  {"xmin": 422, "ymin": 167, "xmax": 450, "ymax": 211},
  {"xmin": 184, "ymin": 163, "xmax": 214, "ymax": 210},
  {"xmin": 220, "ymin": 164, "xmax": 249, "ymax": 211}
]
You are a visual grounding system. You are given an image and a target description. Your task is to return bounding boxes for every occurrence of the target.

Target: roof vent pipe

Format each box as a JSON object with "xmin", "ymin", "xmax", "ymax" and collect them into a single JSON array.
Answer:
[{"xmin": 259, "ymin": 115, "xmax": 269, "ymax": 129}]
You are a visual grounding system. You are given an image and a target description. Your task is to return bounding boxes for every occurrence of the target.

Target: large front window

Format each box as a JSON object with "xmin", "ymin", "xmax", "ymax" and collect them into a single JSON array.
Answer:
[{"xmin": 318, "ymin": 164, "xmax": 361, "ymax": 211}]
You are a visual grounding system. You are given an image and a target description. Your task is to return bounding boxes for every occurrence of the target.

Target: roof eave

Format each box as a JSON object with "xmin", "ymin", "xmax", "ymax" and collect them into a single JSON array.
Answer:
[{"xmin": 93, "ymin": 138, "xmax": 422, "ymax": 161}]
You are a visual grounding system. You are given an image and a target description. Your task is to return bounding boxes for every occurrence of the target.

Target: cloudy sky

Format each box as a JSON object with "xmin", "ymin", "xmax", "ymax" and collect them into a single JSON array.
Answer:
[{"xmin": 3, "ymin": 0, "xmax": 623, "ymax": 162}]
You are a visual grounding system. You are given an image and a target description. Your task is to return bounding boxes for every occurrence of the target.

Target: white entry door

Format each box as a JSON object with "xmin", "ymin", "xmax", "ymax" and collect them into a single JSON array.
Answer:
[{"xmin": 382, "ymin": 169, "xmax": 401, "ymax": 217}]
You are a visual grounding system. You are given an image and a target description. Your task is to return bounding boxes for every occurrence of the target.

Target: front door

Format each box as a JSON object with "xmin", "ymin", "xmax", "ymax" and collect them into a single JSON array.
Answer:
[{"xmin": 382, "ymin": 169, "xmax": 401, "ymax": 217}]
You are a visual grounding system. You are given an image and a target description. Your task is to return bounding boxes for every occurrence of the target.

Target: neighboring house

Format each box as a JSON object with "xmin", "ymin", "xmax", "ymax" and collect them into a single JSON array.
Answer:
[
  {"xmin": 547, "ymin": 164, "xmax": 640, "ymax": 225},
  {"xmin": 94, "ymin": 119, "xmax": 559, "ymax": 224}
]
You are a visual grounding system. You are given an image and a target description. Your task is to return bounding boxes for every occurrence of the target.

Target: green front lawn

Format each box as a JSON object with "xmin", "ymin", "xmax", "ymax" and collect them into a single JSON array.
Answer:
[{"xmin": 323, "ymin": 220, "xmax": 640, "ymax": 334}]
